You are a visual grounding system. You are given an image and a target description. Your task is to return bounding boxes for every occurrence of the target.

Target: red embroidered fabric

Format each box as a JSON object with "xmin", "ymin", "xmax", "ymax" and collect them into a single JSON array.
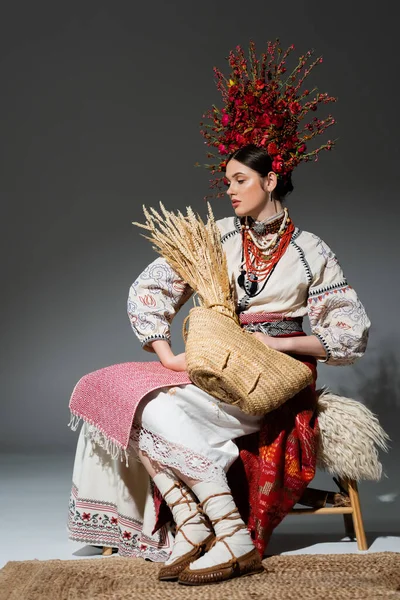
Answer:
[{"xmin": 228, "ymin": 356, "xmax": 318, "ymax": 556}]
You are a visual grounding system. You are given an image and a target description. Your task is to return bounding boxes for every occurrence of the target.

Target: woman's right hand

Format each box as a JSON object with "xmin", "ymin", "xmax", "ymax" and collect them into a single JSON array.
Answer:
[
  {"xmin": 163, "ymin": 352, "xmax": 187, "ymax": 372},
  {"xmin": 150, "ymin": 340, "xmax": 187, "ymax": 372}
]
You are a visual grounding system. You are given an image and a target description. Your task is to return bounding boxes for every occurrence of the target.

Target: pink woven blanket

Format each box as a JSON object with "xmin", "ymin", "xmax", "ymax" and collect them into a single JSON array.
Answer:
[
  {"xmin": 68, "ymin": 314, "xmax": 291, "ymax": 459},
  {"xmin": 69, "ymin": 362, "xmax": 191, "ymax": 455}
]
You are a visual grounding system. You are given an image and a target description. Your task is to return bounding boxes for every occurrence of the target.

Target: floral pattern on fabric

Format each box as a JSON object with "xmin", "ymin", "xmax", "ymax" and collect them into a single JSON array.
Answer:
[
  {"xmin": 127, "ymin": 257, "xmax": 193, "ymax": 351},
  {"xmin": 68, "ymin": 484, "xmax": 172, "ymax": 561},
  {"xmin": 307, "ymin": 238, "xmax": 370, "ymax": 365}
]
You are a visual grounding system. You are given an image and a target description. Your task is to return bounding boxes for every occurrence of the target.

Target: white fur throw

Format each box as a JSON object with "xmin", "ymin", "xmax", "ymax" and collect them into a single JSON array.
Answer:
[{"xmin": 316, "ymin": 389, "xmax": 389, "ymax": 481}]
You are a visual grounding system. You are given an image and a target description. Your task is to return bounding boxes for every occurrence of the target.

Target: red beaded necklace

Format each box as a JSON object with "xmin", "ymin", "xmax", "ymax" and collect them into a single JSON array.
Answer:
[{"xmin": 240, "ymin": 214, "xmax": 294, "ymax": 293}]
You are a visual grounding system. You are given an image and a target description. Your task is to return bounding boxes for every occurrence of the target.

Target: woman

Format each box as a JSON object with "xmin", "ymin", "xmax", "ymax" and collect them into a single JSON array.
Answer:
[
  {"xmin": 68, "ymin": 42, "xmax": 370, "ymax": 585},
  {"xmin": 123, "ymin": 144, "xmax": 369, "ymax": 584}
]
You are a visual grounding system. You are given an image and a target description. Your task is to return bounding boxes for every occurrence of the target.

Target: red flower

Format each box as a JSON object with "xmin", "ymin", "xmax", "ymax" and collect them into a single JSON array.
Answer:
[
  {"xmin": 257, "ymin": 114, "xmax": 271, "ymax": 127},
  {"xmin": 270, "ymin": 114, "xmax": 284, "ymax": 128},
  {"xmin": 260, "ymin": 93, "xmax": 270, "ymax": 106},
  {"xmin": 218, "ymin": 144, "xmax": 228, "ymax": 155},
  {"xmin": 235, "ymin": 133, "xmax": 246, "ymax": 145},
  {"xmin": 267, "ymin": 142, "xmax": 279, "ymax": 156},
  {"xmin": 111, "ymin": 517, "xmax": 118, "ymax": 525},
  {"xmin": 272, "ymin": 155, "xmax": 285, "ymax": 173},
  {"xmin": 123, "ymin": 531, "xmax": 132, "ymax": 540},
  {"xmin": 289, "ymin": 101, "xmax": 301, "ymax": 115},
  {"xmin": 298, "ymin": 143, "xmax": 307, "ymax": 154},
  {"xmin": 82, "ymin": 512, "xmax": 91, "ymax": 521},
  {"xmin": 221, "ymin": 113, "xmax": 229, "ymax": 127},
  {"xmin": 244, "ymin": 93, "xmax": 256, "ymax": 105}
]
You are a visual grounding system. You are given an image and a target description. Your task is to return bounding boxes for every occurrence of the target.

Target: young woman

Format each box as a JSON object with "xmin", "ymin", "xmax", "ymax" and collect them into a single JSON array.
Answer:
[
  {"xmin": 68, "ymin": 42, "xmax": 370, "ymax": 586},
  {"xmin": 121, "ymin": 144, "xmax": 370, "ymax": 584}
]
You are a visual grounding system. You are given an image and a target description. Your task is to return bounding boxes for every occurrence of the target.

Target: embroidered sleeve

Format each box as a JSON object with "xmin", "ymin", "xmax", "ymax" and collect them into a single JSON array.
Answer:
[
  {"xmin": 127, "ymin": 257, "xmax": 193, "ymax": 352},
  {"xmin": 307, "ymin": 239, "xmax": 370, "ymax": 365}
]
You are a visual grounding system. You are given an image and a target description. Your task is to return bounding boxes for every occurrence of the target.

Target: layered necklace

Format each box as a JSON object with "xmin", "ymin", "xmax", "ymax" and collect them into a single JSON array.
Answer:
[{"xmin": 238, "ymin": 208, "xmax": 294, "ymax": 296}]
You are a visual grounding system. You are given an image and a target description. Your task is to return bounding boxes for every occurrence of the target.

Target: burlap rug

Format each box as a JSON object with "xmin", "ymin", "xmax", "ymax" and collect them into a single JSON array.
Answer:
[{"xmin": 1, "ymin": 552, "xmax": 399, "ymax": 600}]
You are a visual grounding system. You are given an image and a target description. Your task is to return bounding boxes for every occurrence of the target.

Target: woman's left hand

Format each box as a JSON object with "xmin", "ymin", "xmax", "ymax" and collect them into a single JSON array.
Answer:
[{"xmin": 251, "ymin": 332, "xmax": 288, "ymax": 352}]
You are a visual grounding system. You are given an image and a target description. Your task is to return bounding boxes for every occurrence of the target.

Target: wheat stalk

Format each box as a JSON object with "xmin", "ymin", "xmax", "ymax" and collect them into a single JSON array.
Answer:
[{"xmin": 132, "ymin": 202, "xmax": 237, "ymax": 320}]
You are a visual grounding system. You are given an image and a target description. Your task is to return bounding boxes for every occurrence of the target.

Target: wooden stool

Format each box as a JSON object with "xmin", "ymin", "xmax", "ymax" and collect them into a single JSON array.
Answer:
[{"xmin": 290, "ymin": 477, "xmax": 368, "ymax": 551}]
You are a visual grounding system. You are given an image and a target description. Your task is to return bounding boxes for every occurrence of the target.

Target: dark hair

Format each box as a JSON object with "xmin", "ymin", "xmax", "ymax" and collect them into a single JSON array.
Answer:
[{"xmin": 228, "ymin": 144, "xmax": 294, "ymax": 199}]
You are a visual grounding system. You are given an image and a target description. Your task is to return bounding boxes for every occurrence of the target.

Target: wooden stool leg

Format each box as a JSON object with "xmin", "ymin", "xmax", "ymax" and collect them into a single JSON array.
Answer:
[{"xmin": 346, "ymin": 479, "xmax": 368, "ymax": 551}]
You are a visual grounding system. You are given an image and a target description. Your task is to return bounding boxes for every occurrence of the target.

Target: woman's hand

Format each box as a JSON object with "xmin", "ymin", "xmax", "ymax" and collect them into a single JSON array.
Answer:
[
  {"xmin": 251, "ymin": 332, "xmax": 327, "ymax": 360},
  {"xmin": 151, "ymin": 340, "xmax": 187, "ymax": 371},
  {"xmin": 251, "ymin": 332, "xmax": 289, "ymax": 352},
  {"xmin": 163, "ymin": 352, "xmax": 187, "ymax": 372}
]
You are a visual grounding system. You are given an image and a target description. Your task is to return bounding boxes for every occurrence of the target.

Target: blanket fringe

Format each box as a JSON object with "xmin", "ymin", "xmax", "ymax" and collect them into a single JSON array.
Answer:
[
  {"xmin": 68, "ymin": 412, "xmax": 129, "ymax": 467},
  {"xmin": 68, "ymin": 413, "xmax": 81, "ymax": 432}
]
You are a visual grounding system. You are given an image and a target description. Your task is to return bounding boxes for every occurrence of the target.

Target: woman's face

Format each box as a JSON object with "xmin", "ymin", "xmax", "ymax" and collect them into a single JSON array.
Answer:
[{"xmin": 225, "ymin": 158, "xmax": 274, "ymax": 219}]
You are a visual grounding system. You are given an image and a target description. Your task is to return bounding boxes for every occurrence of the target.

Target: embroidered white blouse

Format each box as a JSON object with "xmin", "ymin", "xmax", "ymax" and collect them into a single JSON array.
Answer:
[{"xmin": 127, "ymin": 217, "xmax": 370, "ymax": 366}]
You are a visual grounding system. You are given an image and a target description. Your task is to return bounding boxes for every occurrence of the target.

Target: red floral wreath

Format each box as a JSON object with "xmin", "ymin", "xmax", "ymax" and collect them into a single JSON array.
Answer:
[{"xmin": 199, "ymin": 40, "xmax": 337, "ymax": 194}]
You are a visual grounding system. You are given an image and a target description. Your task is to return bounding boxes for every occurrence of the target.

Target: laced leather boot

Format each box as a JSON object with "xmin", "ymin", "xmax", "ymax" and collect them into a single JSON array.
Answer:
[
  {"xmin": 153, "ymin": 474, "xmax": 214, "ymax": 581},
  {"xmin": 178, "ymin": 486, "xmax": 264, "ymax": 586}
]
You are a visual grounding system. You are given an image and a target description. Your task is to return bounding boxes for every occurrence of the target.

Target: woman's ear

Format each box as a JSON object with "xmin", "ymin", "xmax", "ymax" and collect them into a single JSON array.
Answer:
[{"xmin": 262, "ymin": 171, "xmax": 278, "ymax": 193}]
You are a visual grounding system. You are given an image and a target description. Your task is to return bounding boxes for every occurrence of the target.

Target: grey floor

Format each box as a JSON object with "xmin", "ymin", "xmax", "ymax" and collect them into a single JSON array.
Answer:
[{"xmin": 1, "ymin": 453, "xmax": 399, "ymax": 570}]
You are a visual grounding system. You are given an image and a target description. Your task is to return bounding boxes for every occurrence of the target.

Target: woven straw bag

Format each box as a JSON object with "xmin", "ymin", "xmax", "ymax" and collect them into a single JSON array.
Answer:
[{"xmin": 183, "ymin": 306, "xmax": 313, "ymax": 416}]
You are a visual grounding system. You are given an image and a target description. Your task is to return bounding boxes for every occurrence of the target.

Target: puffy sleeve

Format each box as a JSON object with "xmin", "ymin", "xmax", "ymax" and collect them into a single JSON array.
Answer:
[
  {"xmin": 307, "ymin": 238, "xmax": 370, "ymax": 366},
  {"xmin": 127, "ymin": 257, "xmax": 193, "ymax": 352}
]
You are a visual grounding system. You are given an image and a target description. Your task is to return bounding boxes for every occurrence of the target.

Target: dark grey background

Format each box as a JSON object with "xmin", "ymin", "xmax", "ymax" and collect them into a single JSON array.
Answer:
[{"xmin": 0, "ymin": 0, "xmax": 398, "ymax": 479}]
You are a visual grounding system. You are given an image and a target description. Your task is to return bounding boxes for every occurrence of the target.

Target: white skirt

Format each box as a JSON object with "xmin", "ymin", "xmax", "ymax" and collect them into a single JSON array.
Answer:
[
  {"xmin": 68, "ymin": 382, "xmax": 262, "ymax": 558},
  {"xmin": 68, "ymin": 423, "xmax": 174, "ymax": 561},
  {"xmin": 133, "ymin": 383, "xmax": 263, "ymax": 484}
]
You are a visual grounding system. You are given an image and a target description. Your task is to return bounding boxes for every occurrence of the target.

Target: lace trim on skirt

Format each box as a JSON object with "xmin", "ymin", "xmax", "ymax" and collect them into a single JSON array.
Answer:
[{"xmin": 131, "ymin": 424, "xmax": 227, "ymax": 484}]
